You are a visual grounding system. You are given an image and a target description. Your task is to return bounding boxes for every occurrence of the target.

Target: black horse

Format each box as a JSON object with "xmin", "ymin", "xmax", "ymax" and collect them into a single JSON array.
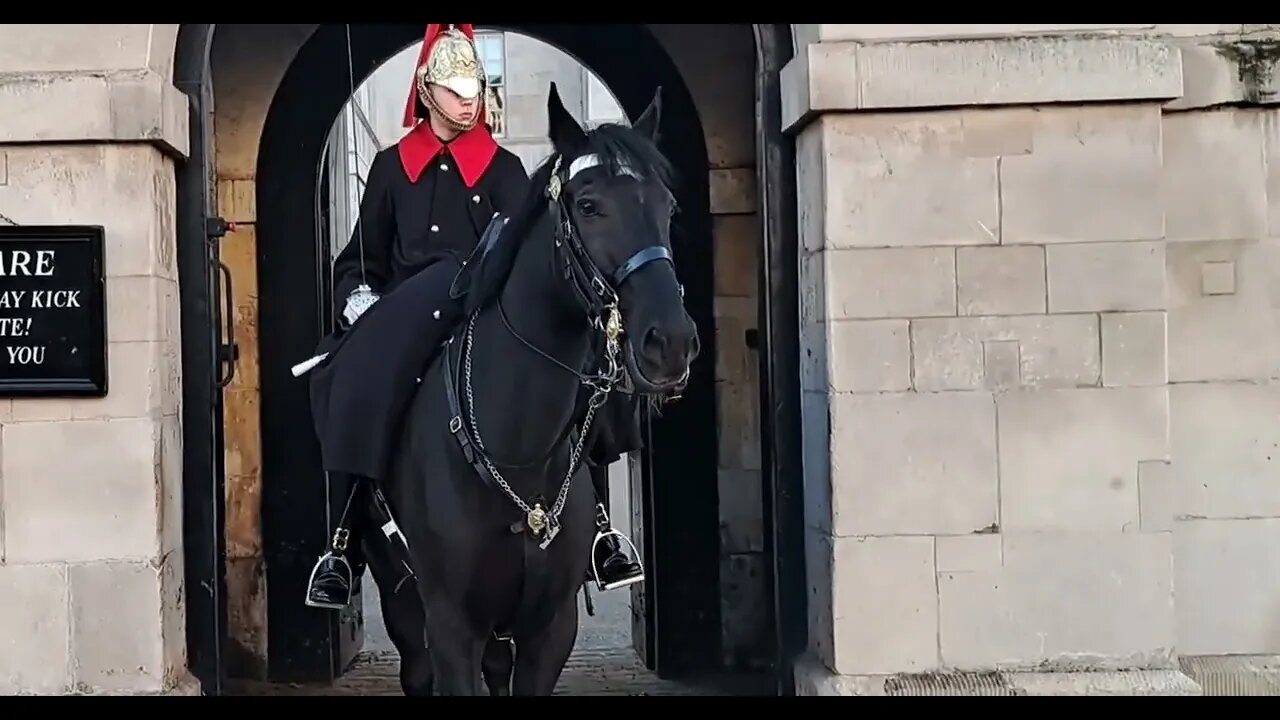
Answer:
[{"xmin": 356, "ymin": 82, "xmax": 698, "ymax": 696}]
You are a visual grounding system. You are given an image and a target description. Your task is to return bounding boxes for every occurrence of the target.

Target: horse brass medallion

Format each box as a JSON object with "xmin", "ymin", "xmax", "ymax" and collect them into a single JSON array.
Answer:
[{"xmin": 527, "ymin": 503, "xmax": 549, "ymax": 536}]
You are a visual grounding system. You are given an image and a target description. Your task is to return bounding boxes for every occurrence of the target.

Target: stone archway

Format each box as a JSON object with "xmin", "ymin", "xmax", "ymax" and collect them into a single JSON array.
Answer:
[{"xmin": 171, "ymin": 22, "xmax": 803, "ymax": 694}]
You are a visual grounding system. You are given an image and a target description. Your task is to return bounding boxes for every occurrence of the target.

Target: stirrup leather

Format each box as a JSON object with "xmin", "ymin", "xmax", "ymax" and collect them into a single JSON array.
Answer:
[{"xmin": 304, "ymin": 550, "xmax": 354, "ymax": 610}]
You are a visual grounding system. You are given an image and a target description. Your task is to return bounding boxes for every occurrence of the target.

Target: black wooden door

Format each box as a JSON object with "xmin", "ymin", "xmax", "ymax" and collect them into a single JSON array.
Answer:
[{"xmin": 174, "ymin": 25, "xmax": 231, "ymax": 694}]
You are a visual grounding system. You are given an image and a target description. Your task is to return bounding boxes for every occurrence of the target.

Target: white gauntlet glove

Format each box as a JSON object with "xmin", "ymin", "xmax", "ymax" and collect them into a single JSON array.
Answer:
[{"xmin": 342, "ymin": 284, "xmax": 380, "ymax": 326}]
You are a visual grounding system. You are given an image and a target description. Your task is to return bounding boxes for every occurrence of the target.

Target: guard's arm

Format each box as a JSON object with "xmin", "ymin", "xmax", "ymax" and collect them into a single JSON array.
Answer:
[
  {"xmin": 490, "ymin": 152, "xmax": 532, "ymax": 217},
  {"xmin": 332, "ymin": 149, "xmax": 396, "ymax": 327}
]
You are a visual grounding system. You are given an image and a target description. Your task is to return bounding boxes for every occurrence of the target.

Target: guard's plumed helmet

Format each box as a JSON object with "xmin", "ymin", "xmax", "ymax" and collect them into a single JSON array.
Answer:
[{"xmin": 403, "ymin": 23, "xmax": 489, "ymax": 132}]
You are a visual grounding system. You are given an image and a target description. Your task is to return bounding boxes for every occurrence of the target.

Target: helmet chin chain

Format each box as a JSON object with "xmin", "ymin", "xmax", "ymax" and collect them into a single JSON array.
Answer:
[{"xmin": 417, "ymin": 69, "xmax": 480, "ymax": 133}]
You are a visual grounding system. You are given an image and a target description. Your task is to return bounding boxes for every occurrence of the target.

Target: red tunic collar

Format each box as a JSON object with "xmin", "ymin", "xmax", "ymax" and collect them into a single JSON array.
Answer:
[{"xmin": 397, "ymin": 121, "xmax": 499, "ymax": 188}]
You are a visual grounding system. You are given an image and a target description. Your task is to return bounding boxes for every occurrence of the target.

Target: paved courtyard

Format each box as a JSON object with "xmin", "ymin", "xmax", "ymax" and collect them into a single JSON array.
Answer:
[{"xmin": 228, "ymin": 574, "xmax": 769, "ymax": 696}]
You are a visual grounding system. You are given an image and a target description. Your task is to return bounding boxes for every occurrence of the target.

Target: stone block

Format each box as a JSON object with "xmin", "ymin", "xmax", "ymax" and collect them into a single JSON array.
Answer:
[
  {"xmin": 8, "ymin": 341, "xmax": 173, "ymax": 422},
  {"xmin": 106, "ymin": 276, "xmax": 177, "ymax": 344},
  {"xmin": 996, "ymin": 387, "xmax": 1169, "ymax": 532},
  {"xmin": 1046, "ymin": 241, "xmax": 1166, "ymax": 313},
  {"xmin": 800, "ymin": 392, "xmax": 832, "ymax": 533},
  {"xmin": 708, "ymin": 168, "xmax": 756, "ymax": 215},
  {"xmin": 226, "ymin": 556, "xmax": 267, "ymax": 678},
  {"xmin": 713, "ymin": 296, "xmax": 756, "ymax": 385},
  {"xmin": 1138, "ymin": 460, "xmax": 1175, "ymax": 532},
  {"xmin": 1200, "ymin": 261, "xmax": 1236, "ymax": 295},
  {"xmin": 1166, "ymin": 239, "xmax": 1280, "ymax": 383},
  {"xmin": 827, "ymin": 319, "xmax": 911, "ymax": 393},
  {"xmin": 829, "ymin": 392, "xmax": 997, "ymax": 536},
  {"xmin": 798, "ymin": 323, "xmax": 829, "ymax": 394},
  {"xmin": 1101, "ymin": 312, "xmax": 1168, "ymax": 387},
  {"xmin": 2, "ymin": 417, "xmax": 161, "ymax": 563},
  {"xmin": 159, "ymin": 413, "xmax": 182, "ymax": 559},
  {"xmin": 815, "ymin": 25, "xmax": 1159, "ymax": 43},
  {"xmin": 68, "ymin": 561, "xmax": 164, "ymax": 693},
  {"xmin": 795, "ymin": 126, "xmax": 826, "ymax": 255},
  {"xmin": 1003, "ymin": 670, "xmax": 1200, "ymax": 696},
  {"xmin": 0, "ymin": 70, "xmax": 188, "ymax": 155},
  {"xmin": 936, "ymin": 534, "xmax": 1002, "ymax": 574},
  {"xmin": 831, "ymin": 535, "xmax": 938, "ymax": 675},
  {"xmin": 720, "ymin": 553, "xmax": 769, "ymax": 667},
  {"xmin": 1001, "ymin": 105, "xmax": 1164, "ymax": 245},
  {"xmin": 0, "ymin": 144, "xmax": 178, "ymax": 280},
  {"xmin": 0, "ymin": 24, "xmax": 153, "ymax": 73},
  {"xmin": 820, "ymin": 112, "xmax": 1000, "ymax": 248},
  {"xmin": 911, "ymin": 315, "xmax": 1100, "ymax": 392},
  {"xmin": 1165, "ymin": 42, "xmax": 1248, "ymax": 111},
  {"xmin": 1267, "ymin": 112, "xmax": 1280, "ymax": 237},
  {"xmin": 719, "ymin": 469, "xmax": 763, "ymax": 554},
  {"xmin": 716, "ymin": 381, "xmax": 760, "ymax": 471},
  {"xmin": 982, "ymin": 341, "xmax": 1021, "ymax": 391},
  {"xmin": 786, "ymin": 36, "xmax": 1181, "ymax": 129},
  {"xmin": 1180, "ymin": 655, "xmax": 1280, "ymax": 696},
  {"xmin": 798, "ymin": 250, "xmax": 827, "ymax": 323},
  {"xmin": 1174, "ymin": 519, "xmax": 1280, "ymax": 655},
  {"xmin": 0, "ymin": 563, "xmax": 68, "ymax": 694},
  {"xmin": 938, "ymin": 531, "xmax": 1175, "ymax": 671},
  {"xmin": 1172, "ymin": 383, "xmax": 1280, "ymax": 520},
  {"xmin": 648, "ymin": 24, "xmax": 755, "ymax": 168},
  {"xmin": 825, "ymin": 247, "xmax": 956, "ymax": 320},
  {"xmin": 804, "ymin": 529, "xmax": 835, "ymax": 663},
  {"xmin": 712, "ymin": 214, "xmax": 758, "ymax": 298},
  {"xmin": 956, "ymin": 245, "xmax": 1046, "ymax": 316},
  {"xmin": 1162, "ymin": 109, "xmax": 1268, "ymax": 242}
]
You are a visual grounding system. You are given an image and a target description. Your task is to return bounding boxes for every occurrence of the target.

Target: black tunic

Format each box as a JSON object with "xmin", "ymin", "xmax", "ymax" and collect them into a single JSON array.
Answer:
[{"xmin": 308, "ymin": 127, "xmax": 530, "ymax": 482}]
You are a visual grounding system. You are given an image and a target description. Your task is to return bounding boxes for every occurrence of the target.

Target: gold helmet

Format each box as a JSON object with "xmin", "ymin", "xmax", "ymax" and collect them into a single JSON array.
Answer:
[{"xmin": 403, "ymin": 24, "xmax": 488, "ymax": 132}]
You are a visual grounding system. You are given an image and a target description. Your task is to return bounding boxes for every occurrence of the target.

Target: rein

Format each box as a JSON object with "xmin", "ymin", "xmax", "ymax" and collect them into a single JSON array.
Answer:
[{"xmin": 442, "ymin": 151, "xmax": 675, "ymax": 549}]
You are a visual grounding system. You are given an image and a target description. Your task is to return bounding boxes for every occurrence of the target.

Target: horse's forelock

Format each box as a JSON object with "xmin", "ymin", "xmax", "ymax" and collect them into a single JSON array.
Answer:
[{"xmin": 579, "ymin": 122, "xmax": 675, "ymax": 193}]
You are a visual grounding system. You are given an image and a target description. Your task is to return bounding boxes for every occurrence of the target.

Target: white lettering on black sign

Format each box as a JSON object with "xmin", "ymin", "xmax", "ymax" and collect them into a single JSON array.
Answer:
[{"xmin": 0, "ymin": 227, "xmax": 106, "ymax": 396}]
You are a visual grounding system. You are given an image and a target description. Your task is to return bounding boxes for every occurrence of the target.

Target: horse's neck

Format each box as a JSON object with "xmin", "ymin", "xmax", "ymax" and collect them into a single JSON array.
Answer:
[{"xmin": 466, "ymin": 215, "xmax": 592, "ymax": 470}]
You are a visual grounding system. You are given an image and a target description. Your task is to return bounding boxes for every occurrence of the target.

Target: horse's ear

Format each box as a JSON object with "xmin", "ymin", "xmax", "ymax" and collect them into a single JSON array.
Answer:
[
  {"xmin": 632, "ymin": 85, "xmax": 663, "ymax": 142},
  {"xmin": 546, "ymin": 81, "xmax": 587, "ymax": 155}
]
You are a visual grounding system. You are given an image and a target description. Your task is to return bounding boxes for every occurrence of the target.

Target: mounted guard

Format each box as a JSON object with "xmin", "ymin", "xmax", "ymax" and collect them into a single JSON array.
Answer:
[{"xmin": 299, "ymin": 23, "xmax": 644, "ymax": 613}]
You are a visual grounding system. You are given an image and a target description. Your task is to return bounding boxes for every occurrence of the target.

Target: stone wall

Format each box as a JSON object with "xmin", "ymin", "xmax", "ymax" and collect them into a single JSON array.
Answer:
[
  {"xmin": 651, "ymin": 24, "xmax": 768, "ymax": 669},
  {"xmin": 208, "ymin": 23, "xmax": 318, "ymax": 678},
  {"xmin": 0, "ymin": 24, "xmax": 191, "ymax": 695},
  {"xmin": 788, "ymin": 24, "xmax": 1280, "ymax": 694}
]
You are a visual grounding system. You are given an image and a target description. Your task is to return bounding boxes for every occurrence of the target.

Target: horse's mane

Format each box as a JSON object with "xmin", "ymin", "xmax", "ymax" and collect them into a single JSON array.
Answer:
[{"xmin": 462, "ymin": 122, "xmax": 675, "ymax": 316}]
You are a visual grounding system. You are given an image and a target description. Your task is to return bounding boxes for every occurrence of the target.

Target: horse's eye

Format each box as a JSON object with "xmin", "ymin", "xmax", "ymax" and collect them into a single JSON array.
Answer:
[{"xmin": 576, "ymin": 198, "xmax": 598, "ymax": 216}]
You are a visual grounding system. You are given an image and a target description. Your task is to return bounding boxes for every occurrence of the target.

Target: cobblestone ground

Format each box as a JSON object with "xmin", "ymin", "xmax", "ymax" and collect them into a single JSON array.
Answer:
[
  {"xmin": 227, "ymin": 569, "xmax": 773, "ymax": 696},
  {"xmin": 227, "ymin": 646, "xmax": 771, "ymax": 696}
]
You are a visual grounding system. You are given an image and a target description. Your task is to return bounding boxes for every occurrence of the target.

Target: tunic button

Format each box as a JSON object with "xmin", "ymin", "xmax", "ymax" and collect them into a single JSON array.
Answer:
[
  {"xmin": 431, "ymin": 225, "xmax": 439, "ymax": 232},
  {"xmin": 440, "ymin": 163, "xmax": 449, "ymax": 171},
  {"xmin": 472, "ymin": 195, "xmax": 480, "ymax": 203}
]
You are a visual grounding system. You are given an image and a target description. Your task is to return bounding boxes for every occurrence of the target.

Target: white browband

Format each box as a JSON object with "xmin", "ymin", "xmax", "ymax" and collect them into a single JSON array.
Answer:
[{"xmin": 568, "ymin": 153, "xmax": 641, "ymax": 181}]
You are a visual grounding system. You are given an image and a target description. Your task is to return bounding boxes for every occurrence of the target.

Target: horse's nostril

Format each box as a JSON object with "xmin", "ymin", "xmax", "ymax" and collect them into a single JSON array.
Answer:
[{"xmin": 642, "ymin": 326, "xmax": 667, "ymax": 355}]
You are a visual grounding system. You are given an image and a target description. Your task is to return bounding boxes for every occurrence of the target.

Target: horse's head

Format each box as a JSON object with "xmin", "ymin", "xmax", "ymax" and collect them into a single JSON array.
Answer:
[{"xmin": 542, "ymin": 82, "xmax": 699, "ymax": 395}]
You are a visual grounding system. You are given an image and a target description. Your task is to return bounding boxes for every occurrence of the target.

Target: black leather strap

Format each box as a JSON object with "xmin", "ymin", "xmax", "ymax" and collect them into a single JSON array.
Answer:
[{"xmin": 612, "ymin": 245, "xmax": 672, "ymax": 287}]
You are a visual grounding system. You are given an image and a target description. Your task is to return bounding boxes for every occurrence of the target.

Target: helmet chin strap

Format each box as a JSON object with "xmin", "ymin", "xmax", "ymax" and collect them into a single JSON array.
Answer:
[{"xmin": 417, "ymin": 73, "xmax": 480, "ymax": 133}]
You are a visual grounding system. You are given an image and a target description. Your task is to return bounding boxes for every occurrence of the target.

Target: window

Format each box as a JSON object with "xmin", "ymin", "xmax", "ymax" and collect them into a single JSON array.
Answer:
[{"xmin": 474, "ymin": 32, "xmax": 506, "ymax": 137}]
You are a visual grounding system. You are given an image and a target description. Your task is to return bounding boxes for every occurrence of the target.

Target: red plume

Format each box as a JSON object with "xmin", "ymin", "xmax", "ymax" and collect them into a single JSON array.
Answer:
[{"xmin": 402, "ymin": 23, "xmax": 483, "ymax": 128}]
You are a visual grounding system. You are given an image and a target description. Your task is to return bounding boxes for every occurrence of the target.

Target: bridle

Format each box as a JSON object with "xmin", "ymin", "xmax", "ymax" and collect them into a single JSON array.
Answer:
[{"xmin": 443, "ymin": 149, "xmax": 683, "ymax": 548}]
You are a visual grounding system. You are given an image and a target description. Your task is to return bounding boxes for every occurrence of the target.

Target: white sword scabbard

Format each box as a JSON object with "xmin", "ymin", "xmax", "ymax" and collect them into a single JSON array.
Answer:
[{"xmin": 290, "ymin": 353, "xmax": 329, "ymax": 377}]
